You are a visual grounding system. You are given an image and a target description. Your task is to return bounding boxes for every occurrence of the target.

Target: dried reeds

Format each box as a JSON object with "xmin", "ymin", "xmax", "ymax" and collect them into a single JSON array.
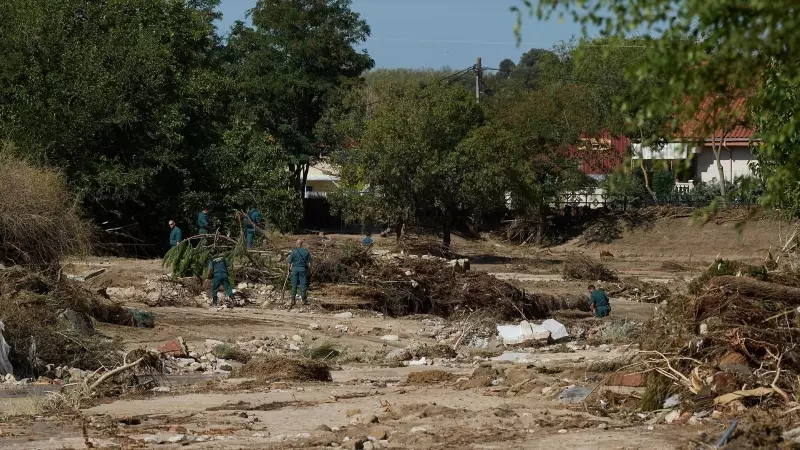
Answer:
[{"xmin": 0, "ymin": 157, "xmax": 91, "ymax": 270}]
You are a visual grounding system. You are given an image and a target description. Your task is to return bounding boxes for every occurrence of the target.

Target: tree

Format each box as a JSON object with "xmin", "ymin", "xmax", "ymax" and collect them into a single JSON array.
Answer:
[
  {"xmin": 336, "ymin": 82, "xmax": 498, "ymax": 248},
  {"xmin": 529, "ymin": 0, "xmax": 800, "ymax": 209},
  {"xmin": 0, "ymin": 0, "xmax": 228, "ymax": 244},
  {"xmin": 225, "ymin": 0, "xmax": 374, "ymax": 203}
]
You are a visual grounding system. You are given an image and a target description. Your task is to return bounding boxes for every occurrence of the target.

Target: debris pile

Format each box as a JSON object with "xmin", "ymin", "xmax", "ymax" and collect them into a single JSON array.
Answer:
[
  {"xmin": 233, "ymin": 356, "xmax": 332, "ymax": 382},
  {"xmin": 604, "ymin": 278, "xmax": 670, "ymax": 303},
  {"xmin": 640, "ymin": 266, "xmax": 800, "ymax": 412},
  {"xmin": 0, "ymin": 267, "xmax": 153, "ymax": 376},
  {"xmin": 562, "ymin": 253, "xmax": 618, "ymax": 282}
]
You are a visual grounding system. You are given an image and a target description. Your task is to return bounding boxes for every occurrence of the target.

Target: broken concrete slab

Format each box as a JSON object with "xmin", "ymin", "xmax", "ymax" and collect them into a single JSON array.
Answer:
[{"xmin": 64, "ymin": 268, "xmax": 106, "ymax": 282}]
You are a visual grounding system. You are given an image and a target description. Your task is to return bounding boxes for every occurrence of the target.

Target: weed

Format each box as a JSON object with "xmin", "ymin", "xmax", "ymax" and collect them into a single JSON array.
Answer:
[{"xmin": 211, "ymin": 343, "xmax": 252, "ymax": 364}]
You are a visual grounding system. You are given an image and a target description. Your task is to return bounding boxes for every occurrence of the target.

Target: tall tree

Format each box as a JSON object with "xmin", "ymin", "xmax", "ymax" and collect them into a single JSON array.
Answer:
[
  {"xmin": 226, "ymin": 0, "xmax": 374, "ymax": 201},
  {"xmin": 336, "ymin": 82, "xmax": 497, "ymax": 248},
  {"xmin": 0, "ymin": 0, "xmax": 228, "ymax": 243}
]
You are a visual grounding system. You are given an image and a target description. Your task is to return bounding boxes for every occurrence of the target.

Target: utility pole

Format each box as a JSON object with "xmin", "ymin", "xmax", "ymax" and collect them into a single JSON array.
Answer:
[{"xmin": 475, "ymin": 57, "xmax": 482, "ymax": 103}]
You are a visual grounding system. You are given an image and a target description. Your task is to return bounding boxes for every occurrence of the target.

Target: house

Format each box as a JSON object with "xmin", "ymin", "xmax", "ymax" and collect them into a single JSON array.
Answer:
[
  {"xmin": 632, "ymin": 98, "xmax": 758, "ymax": 185},
  {"xmin": 304, "ymin": 161, "xmax": 340, "ymax": 198}
]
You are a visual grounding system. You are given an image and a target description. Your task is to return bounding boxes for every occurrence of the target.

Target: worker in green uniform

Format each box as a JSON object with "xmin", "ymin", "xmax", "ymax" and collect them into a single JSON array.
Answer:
[
  {"xmin": 243, "ymin": 208, "xmax": 262, "ymax": 249},
  {"xmin": 287, "ymin": 239, "xmax": 311, "ymax": 309},
  {"xmin": 362, "ymin": 232, "xmax": 373, "ymax": 248},
  {"xmin": 169, "ymin": 220, "xmax": 182, "ymax": 247},
  {"xmin": 207, "ymin": 255, "xmax": 234, "ymax": 307},
  {"xmin": 198, "ymin": 208, "xmax": 210, "ymax": 235},
  {"xmin": 588, "ymin": 285, "xmax": 611, "ymax": 318}
]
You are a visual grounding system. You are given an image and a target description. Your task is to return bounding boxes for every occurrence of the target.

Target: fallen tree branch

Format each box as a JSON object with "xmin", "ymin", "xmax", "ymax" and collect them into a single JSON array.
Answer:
[{"xmin": 88, "ymin": 357, "xmax": 144, "ymax": 392}]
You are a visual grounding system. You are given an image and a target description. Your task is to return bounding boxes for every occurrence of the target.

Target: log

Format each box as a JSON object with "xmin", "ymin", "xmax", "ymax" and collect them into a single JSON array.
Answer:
[{"xmin": 709, "ymin": 276, "xmax": 800, "ymax": 304}]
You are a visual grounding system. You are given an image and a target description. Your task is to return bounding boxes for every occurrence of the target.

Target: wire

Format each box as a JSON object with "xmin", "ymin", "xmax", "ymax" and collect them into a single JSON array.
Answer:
[{"xmin": 366, "ymin": 37, "xmax": 654, "ymax": 48}]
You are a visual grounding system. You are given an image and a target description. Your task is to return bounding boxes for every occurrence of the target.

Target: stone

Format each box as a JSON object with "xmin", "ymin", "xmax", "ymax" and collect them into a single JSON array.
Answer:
[
  {"xmin": 598, "ymin": 423, "xmax": 608, "ymax": 430},
  {"xmin": 380, "ymin": 335, "xmax": 399, "ymax": 342},
  {"xmin": 334, "ymin": 312, "xmax": 354, "ymax": 319},
  {"xmin": 316, "ymin": 424, "xmax": 332, "ymax": 432},
  {"xmin": 664, "ymin": 410, "xmax": 681, "ymax": 424},
  {"xmin": 292, "ymin": 335, "xmax": 304, "ymax": 343},
  {"xmin": 343, "ymin": 438, "xmax": 366, "ymax": 450},
  {"xmin": 663, "ymin": 394, "xmax": 681, "ymax": 409},
  {"xmin": 176, "ymin": 358, "xmax": 195, "ymax": 368},
  {"xmin": 309, "ymin": 323, "xmax": 321, "ymax": 330},
  {"xmin": 218, "ymin": 364, "xmax": 233, "ymax": 372},
  {"xmin": 151, "ymin": 386, "xmax": 170, "ymax": 393},
  {"xmin": 289, "ymin": 343, "xmax": 300, "ymax": 351},
  {"xmin": 205, "ymin": 339, "xmax": 224, "ymax": 348},
  {"xmin": 558, "ymin": 429, "xmax": 568, "ymax": 434},
  {"xmin": 385, "ymin": 348, "xmax": 410, "ymax": 362},
  {"xmin": 363, "ymin": 442, "xmax": 375, "ymax": 450},
  {"xmin": 143, "ymin": 435, "xmax": 165, "ymax": 444},
  {"xmin": 410, "ymin": 426, "xmax": 427, "ymax": 433},
  {"xmin": 541, "ymin": 386, "xmax": 555, "ymax": 396},
  {"xmin": 606, "ymin": 373, "xmax": 646, "ymax": 387},
  {"xmin": 4, "ymin": 373, "xmax": 15, "ymax": 383},
  {"xmin": 168, "ymin": 434, "xmax": 186, "ymax": 443},
  {"xmin": 363, "ymin": 415, "xmax": 379, "ymax": 425},
  {"xmin": 156, "ymin": 337, "xmax": 188, "ymax": 357},
  {"xmin": 346, "ymin": 409, "xmax": 361, "ymax": 417},
  {"xmin": 368, "ymin": 427, "xmax": 388, "ymax": 440}
]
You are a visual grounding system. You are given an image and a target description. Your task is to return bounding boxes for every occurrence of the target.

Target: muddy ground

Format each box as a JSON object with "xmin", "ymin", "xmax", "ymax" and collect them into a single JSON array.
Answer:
[{"xmin": 0, "ymin": 214, "xmax": 785, "ymax": 449}]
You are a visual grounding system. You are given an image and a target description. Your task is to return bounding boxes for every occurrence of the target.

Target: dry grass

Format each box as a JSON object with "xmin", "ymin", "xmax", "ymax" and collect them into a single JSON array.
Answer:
[
  {"xmin": 232, "ymin": 356, "xmax": 332, "ymax": 382},
  {"xmin": 211, "ymin": 343, "xmax": 252, "ymax": 364},
  {"xmin": 406, "ymin": 370, "xmax": 457, "ymax": 385},
  {"xmin": 562, "ymin": 253, "xmax": 618, "ymax": 282},
  {"xmin": 0, "ymin": 156, "xmax": 91, "ymax": 270}
]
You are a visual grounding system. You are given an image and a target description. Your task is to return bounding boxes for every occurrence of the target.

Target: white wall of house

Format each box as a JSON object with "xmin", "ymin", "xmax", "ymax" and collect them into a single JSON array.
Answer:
[{"xmin": 695, "ymin": 146, "xmax": 755, "ymax": 183}]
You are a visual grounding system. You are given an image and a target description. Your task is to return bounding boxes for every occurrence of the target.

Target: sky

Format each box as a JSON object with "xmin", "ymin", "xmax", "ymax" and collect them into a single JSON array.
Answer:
[{"xmin": 217, "ymin": 0, "xmax": 596, "ymax": 70}]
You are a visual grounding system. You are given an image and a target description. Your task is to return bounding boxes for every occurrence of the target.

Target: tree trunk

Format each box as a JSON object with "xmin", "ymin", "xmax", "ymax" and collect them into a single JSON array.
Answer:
[
  {"xmin": 713, "ymin": 144, "xmax": 727, "ymax": 198},
  {"xmin": 638, "ymin": 158, "xmax": 657, "ymax": 202},
  {"xmin": 536, "ymin": 201, "xmax": 547, "ymax": 244},
  {"xmin": 442, "ymin": 210, "xmax": 455, "ymax": 252}
]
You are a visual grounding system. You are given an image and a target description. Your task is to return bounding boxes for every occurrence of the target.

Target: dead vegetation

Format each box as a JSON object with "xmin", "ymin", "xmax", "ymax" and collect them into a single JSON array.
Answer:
[
  {"xmin": 0, "ymin": 157, "xmax": 91, "ymax": 271},
  {"xmin": 232, "ymin": 356, "xmax": 332, "ymax": 382},
  {"xmin": 638, "ymin": 263, "xmax": 800, "ymax": 411},
  {"xmin": 562, "ymin": 253, "xmax": 618, "ymax": 282},
  {"xmin": 0, "ymin": 266, "xmax": 152, "ymax": 375}
]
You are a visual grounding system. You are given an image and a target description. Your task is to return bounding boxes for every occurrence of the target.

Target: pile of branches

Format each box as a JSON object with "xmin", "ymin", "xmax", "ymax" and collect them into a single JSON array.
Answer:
[
  {"xmin": 562, "ymin": 253, "xmax": 618, "ymax": 282},
  {"xmin": 687, "ymin": 258, "xmax": 769, "ymax": 294},
  {"xmin": 0, "ymin": 157, "xmax": 91, "ymax": 271},
  {"xmin": 0, "ymin": 267, "xmax": 153, "ymax": 376},
  {"xmin": 639, "ymin": 270, "xmax": 800, "ymax": 410},
  {"xmin": 345, "ymin": 257, "xmax": 588, "ymax": 320},
  {"xmin": 312, "ymin": 242, "xmax": 375, "ymax": 283},
  {"xmin": 604, "ymin": 278, "xmax": 670, "ymax": 303}
]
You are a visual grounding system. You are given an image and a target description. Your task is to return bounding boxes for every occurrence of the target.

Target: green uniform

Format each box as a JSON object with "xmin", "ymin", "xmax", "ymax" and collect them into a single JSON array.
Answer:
[
  {"xmin": 589, "ymin": 289, "xmax": 611, "ymax": 318},
  {"xmin": 288, "ymin": 247, "xmax": 311, "ymax": 303},
  {"xmin": 198, "ymin": 211, "xmax": 209, "ymax": 235},
  {"xmin": 169, "ymin": 226, "xmax": 182, "ymax": 247},
  {"xmin": 245, "ymin": 209, "xmax": 261, "ymax": 249},
  {"xmin": 209, "ymin": 257, "xmax": 233, "ymax": 306}
]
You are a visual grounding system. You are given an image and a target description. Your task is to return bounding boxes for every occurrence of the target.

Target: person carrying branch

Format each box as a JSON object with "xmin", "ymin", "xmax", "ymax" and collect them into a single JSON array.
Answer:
[
  {"xmin": 588, "ymin": 285, "xmax": 611, "ymax": 318},
  {"xmin": 207, "ymin": 255, "xmax": 234, "ymax": 308},
  {"xmin": 287, "ymin": 239, "xmax": 311, "ymax": 309}
]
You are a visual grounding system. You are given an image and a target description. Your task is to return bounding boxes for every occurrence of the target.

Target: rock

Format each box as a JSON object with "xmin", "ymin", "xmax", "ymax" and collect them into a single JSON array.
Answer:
[
  {"xmin": 316, "ymin": 424, "xmax": 332, "ymax": 432},
  {"xmin": 309, "ymin": 323, "xmax": 321, "ymax": 330},
  {"xmin": 664, "ymin": 410, "xmax": 681, "ymax": 424},
  {"xmin": 410, "ymin": 426, "xmax": 427, "ymax": 434},
  {"xmin": 558, "ymin": 429, "xmax": 568, "ymax": 434},
  {"xmin": 385, "ymin": 348, "xmax": 410, "ymax": 362},
  {"xmin": 168, "ymin": 434, "xmax": 186, "ymax": 443},
  {"xmin": 175, "ymin": 358, "xmax": 195, "ymax": 368},
  {"xmin": 151, "ymin": 386, "xmax": 170, "ymax": 393},
  {"xmin": 663, "ymin": 394, "xmax": 681, "ymax": 409},
  {"xmin": 380, "ymin": 335, "xmax": 399, "ymax": 342},
  {"xmin": 346, "ymin": 409, "xmax": 361, "ymax": 417},
  {"xmin": 205, "ymin": 339, "xmax": 224, "ymax": 348},
  {"xmin": 218, "ymin": 364, "xmax": 233, "ymax": 372},
  {"xmin": 289, "ymin": 343, "xmax": 300, "ymax": 351},
  {"xmin": 598, "ymin": 423, "xmax": 608, "ymax": 430},
  {"xmin": 408, "ymin": 357, "xmax": 426, "ymax": 366},
  {"xmin": 558, "ymin": 386, "xmax": 592, "ymax": 404},
  {"xmin": 4, "ymin": 373, "xmax": 15, "ymax": 383},
  {"xmin": 292, "ymin": 335, "xmax": 304, "ymax": 343},
  {"xmin": 606, "ymin": 373, "xmax": 646, "ymax": 387},
  {"xmin": 783, "ymin": 427, "xmax": 800, "ymax": 444},
  {"xmin": 334, "ymin": 312, "xmax": 354, "ymax": 319},
  {"xmin": 363, "ymin": 415, "xmax": 379, "ymax": 424},
  {"xmin": 156, "ymin": 337, "xmax": 188, "ymax": 358},
  {"xmin": 143, "ymin": 435, "xmax": 165, "ymax": 444},
  {"xmin": 541, "ymin": 386, "xmax": 555, "ymax": 396},
  {"xmin": 368, "ymin": 427, "xmax": 388, "ymax": 440},
  {"xmin": 363, "ymin": 442, "xmax": 375, "ymax": 450}
]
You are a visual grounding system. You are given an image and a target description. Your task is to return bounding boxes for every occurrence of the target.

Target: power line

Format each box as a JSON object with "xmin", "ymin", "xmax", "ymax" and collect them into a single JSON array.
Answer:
[{"xmin": 365, "ymin": 37, "xmax": 653, "ymax": 48}]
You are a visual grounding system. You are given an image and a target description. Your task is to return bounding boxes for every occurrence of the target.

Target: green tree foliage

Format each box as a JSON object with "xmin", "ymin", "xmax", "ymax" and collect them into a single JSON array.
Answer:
[
  {"xmin": 335, "ymin": 82, "xmax": 497, "ymax": 248},
  {"xmin": 226, "ymin": 0, "xmax": 374, "ymax": 197},
  {"xmin": 0, "ymin": 0, "xmax": 228, "ymax": 242},
  {"xmin": 530, "ymin": 0, "xmax": 800, "ymax": 210}
]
